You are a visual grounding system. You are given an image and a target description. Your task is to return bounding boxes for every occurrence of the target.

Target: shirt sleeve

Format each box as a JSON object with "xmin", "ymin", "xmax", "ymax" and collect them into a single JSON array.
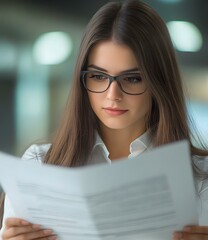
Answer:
[
  {"xmin": 198, "ymin": 178, "xmax": 208, "ymax": 224},
  {"xmin": 0, "ymin": 144, "xmax": 50, "ymax": 237},
  {"xmin": 194, "ymin": 155, "xmax": 208, "ymax": 225},
  {"xmin": 0, "ymin": 194, "xmax": 16, "ymax": 237}
]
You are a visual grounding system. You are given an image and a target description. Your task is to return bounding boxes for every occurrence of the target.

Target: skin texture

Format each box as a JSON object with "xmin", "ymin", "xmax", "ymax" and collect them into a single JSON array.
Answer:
[{"xmin": 87, "ymin": 40, "xmax": 151, "ymax": 160}]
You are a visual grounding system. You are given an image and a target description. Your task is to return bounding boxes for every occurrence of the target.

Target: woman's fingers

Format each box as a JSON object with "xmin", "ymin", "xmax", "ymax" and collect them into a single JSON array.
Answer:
[
  {"xmin": 173, "ymin": 226, "xmax": 208, "ymax": 240},
  {"xmin": 3, "ymin": 227, "xmax": 56, "ymax": 240},
  {"xmin": 183, "ymin": 226, "xmax": 208, "ymax": 234},
  {"xmin": 8, "ymin": 229, "xmax": 56, "ymax": 240},
  {"xmin": 2, "ymin": 218, "xmax": 57, "ymax": 240},
  {"xmin": 174, "ymin": 232, "xmax": 208, "ymax": 240},
  {"xmin": 4, "ymin": 218, "xmax": 41, "ymax": 237},
  {"xmin": 4, "ymin": 226, "xmax": 54, "ymax": 238},
  {"xmin": 5, "ymin": 225, "xmax": 38, "ymax": 237},
  {"xmin": 5, "ymin": 218, "xmax": 31, "ymax": 228}
]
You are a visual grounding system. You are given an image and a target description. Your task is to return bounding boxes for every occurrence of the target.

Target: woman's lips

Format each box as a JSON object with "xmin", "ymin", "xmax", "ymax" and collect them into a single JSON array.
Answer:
[{"xmin": 103, "ymin": 108, "xmax": 128, "ymax": 116}]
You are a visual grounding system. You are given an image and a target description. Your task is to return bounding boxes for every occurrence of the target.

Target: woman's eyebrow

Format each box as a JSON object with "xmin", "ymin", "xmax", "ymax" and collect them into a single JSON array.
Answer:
[
  {"xmin": 120, "ymin": 68, "xmax": 140, "ymax": 74},
  {"xmin": 87, "ymin": 64, "xmax": 107, "ymax": 72},
  {"xmin": 87, "ymin": 64, "xmax": 140, "ymax": 73}
]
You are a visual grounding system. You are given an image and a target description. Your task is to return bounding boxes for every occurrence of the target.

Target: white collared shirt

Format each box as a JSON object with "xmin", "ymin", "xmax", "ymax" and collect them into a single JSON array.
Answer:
[{"xmin": 89, "ymin": 131, "xmax": 152, "ymax": 165}]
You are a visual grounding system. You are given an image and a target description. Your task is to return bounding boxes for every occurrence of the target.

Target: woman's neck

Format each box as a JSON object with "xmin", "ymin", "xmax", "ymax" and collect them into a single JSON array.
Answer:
[{"xmin": 99, "ymin": 126, "xmax": 146, "ymax": 160}]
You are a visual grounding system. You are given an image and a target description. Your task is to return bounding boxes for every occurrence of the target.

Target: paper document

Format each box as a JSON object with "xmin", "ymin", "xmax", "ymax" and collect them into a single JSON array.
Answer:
[{"xmin": 0, "ymin": 141, "xmax": 198, "ymax": 240}]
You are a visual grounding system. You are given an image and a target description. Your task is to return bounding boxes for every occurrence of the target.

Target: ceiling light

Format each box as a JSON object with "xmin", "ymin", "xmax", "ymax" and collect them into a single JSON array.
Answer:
[
  {"xmin": 167, "ymin": 21, "xmax": 203, "ymax": 52},
  {"xmin": 33, "ymin": 32, "xmax": 73, "ymax": 65}
]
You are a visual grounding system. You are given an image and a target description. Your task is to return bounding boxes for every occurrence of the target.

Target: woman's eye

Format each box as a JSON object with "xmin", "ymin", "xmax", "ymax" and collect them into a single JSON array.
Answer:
[
  {"xmin": 90, "ymin": 74, "xmax": 107, "ymax": 80},
  {"xmin": 124, "ymin": 76, "xmax": 142, "ymax": 84}
]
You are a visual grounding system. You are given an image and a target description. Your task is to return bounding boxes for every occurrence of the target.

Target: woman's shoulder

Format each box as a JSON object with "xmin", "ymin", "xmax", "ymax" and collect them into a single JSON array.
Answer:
[{"xmin": 21, "ymin": 143, "xmax": 51, "ymax": 163}]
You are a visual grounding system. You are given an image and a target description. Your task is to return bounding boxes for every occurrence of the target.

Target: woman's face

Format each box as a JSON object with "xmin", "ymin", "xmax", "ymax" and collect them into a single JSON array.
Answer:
[{"xmin": 86, "ymin": 40, "xmax": 151, "ymax": 135}]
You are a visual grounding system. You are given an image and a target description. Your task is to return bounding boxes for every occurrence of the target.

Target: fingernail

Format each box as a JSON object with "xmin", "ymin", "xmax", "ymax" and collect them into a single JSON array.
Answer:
[
  {"xmin": 43, "ymin": 229, "xmax": 53, "ymax": 234},
  {"xmin": 21, "ymin": 220, "xmax": 30, "ymax": 225},
  {"xmin": 32, "ymin": 224, "xmax": 41, "ymax": 229}
]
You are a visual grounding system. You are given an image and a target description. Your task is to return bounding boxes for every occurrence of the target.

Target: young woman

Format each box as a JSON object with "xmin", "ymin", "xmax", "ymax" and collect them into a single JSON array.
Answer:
[{"xmin": 1, "ymin": 0, "xmax": 208, "ymax": 239}]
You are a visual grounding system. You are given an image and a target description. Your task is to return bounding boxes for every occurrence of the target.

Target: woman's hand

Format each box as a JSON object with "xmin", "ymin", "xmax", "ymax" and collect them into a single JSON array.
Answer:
[
  {"xmin": 2, "ymin": 218, "xmax": 57, "ymax": 240},
  {"xmin": 173, "ymin": 226, "xmax": 208, "ymax": 240}
]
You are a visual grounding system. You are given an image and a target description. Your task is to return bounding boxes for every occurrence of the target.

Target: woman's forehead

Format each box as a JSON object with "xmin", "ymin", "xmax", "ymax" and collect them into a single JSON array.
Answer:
[{"xmin": 87, "ymin": 40, "xmax": 140, "ymax": 75}]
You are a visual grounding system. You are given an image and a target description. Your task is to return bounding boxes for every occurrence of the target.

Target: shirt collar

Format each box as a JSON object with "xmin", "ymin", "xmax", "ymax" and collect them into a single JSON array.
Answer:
[
  {"xmin": 93, "ymin": 133, "xmax": 110, "ymax": 160},
  {"xmin": 92, "ymin": 131, "xmax": 152, "ymax": 160},
  {"xmin": 129, "ymin": 131, "xmax": 152, "ymax": 157}
]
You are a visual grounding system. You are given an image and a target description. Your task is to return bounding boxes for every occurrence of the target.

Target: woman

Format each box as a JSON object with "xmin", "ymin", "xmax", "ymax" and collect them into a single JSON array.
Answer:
[{"xmin": 1, "ymin": 0, "xmax": 208, "ymax": 239}]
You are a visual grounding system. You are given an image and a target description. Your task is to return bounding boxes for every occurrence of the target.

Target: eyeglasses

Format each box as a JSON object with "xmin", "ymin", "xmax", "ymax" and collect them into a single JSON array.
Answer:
[{"xmin": 81, "ymin": 70, "xmax": 147, "ymax": 95}]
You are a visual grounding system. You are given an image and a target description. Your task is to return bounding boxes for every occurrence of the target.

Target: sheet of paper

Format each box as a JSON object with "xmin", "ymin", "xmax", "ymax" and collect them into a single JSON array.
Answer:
[{"xmin": 0, "ymin": 141, "xmax": 198, "ymax": 240}]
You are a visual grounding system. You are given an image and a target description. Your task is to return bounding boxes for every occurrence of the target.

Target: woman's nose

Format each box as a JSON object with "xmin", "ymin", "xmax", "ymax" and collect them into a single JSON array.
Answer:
[{"xmin": 106, "ymin": 81, "xmax": 123, "ymax": 101}]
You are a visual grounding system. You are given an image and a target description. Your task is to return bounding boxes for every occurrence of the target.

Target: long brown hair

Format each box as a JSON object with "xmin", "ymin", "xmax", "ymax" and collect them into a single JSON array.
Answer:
[
  {"xmin": 44, "ymin": 0, "xmax": 208, "ymax": 173},
  {"xmin": 1, "ymin": 0, "xmax": 207, "ymax": 228}
]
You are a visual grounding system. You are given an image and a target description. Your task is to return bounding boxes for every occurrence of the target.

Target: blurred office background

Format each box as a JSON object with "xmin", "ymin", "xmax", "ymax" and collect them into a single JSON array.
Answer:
[{"xmin": 0, "ymin": 0, "xmax": 208, "ymax": 157}]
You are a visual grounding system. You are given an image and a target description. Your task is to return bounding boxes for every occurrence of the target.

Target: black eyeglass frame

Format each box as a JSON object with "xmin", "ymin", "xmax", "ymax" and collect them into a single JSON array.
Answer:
[{"xmin": 81, "ymin": 70, "xmax": 147, "ymax": 95}]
